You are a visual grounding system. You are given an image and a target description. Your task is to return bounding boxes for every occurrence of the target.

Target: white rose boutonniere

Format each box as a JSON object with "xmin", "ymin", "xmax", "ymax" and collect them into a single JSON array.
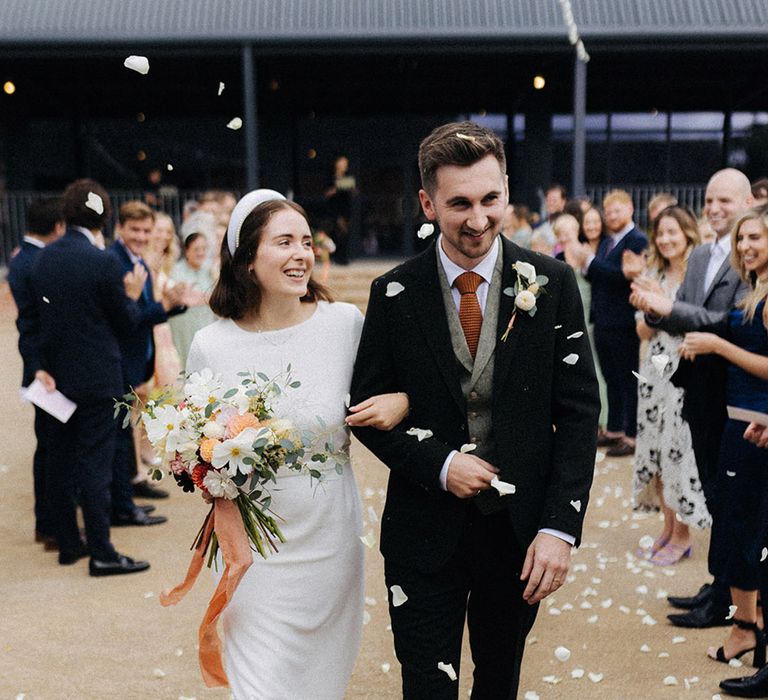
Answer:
[{"xmin": 501, "ymin": 261, "xmax": 549, "ymax": 342}]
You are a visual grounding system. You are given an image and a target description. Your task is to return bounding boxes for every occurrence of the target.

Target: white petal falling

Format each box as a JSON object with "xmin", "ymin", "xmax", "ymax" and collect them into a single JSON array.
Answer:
[
  {"xmin": 359, "ymin": 531, "xmax": 376, "ymax": 549},
  {"xmin": 727, "ymin": 605, "xmax": 738, "ymax": 620},
  {"xmin": 85, "ymin": 191, "xmax": 104, "ymax": 214},
  {"xmin": 586, "ymin": 615, "xmax": 598, "ymax": 623},
  {"xmin": 554, "ymin": 646, "xmax": 571, "ymax": 662},
  {"xmin": 587, "ymin": 672, "xmax": 603, "ymax": 683},
  {"xmin": 638, "ymin": 535, "xmax": 655, "ymax": 550},
  {"xmin": 542, "ymin": 675, "xmax": 561, "ymax": 684},
  {"xmin": 651, "ymin": 354, "xmax": 670, "ymax": 374},
  {"xmin": 152, "ymin": 668, "xmax": 166, "ymax": 678},
  {"xmin": 570, "ymin": 499, "xmax": 582, "ymax": 512},
  {"xmin": 437, "ymin": 662, "xmax": 457, "ymax": 681},
  {"xmin": 363, "ymin": 610, "xmax": 371, "ymax": 625},
  {"xmin": 762, "ymin": 548, "xmax": 768, "ymax": 562},
  {"xmin": 390, "ymin": 584, "xmax": 408, "ymax": 607},
  {"xmin": 166, "ymin": 163, "xmax": 173, "ymax": 171},
  {"xmin": 566, "ymin": 331, "xmax": 584, "ymax": 339},
  {"xmin": 632, "ymin": 370, "xmax": 649, "ymax": 383},
  {"xmin": 417, "ymin": 223, "xmax": 435, "ymax": 239},
  {"xmin": 562, "ymin": 353, "xmax": 579, "ymax": 365},
  {"xmin": 460, "ymin": 443, "xmax": 477, "ymax": 453},
  {"xmin": 554, "ymin": 324, "xmax": 563, "ymax": 329},
  {"xmin": 143, "ymin": 591, "xmax": 155, "ymax": 598},
  {"xmin": 42, "ymin": 296, "xmax": 50, "ymax": 303},
  {"xmin": 635, "ymin": 584, "xmax": 648, "ymax": 595},
  {"xmin": 640, "ymin": 644, "xmax": 651, "ymax": 652},
  {"xmin": 571, "ymin": 668, "xmax": 585, "ymax": 679},
  {"xmin": 523, "ymin": 692, "xmax": 540, "ymax": 700},
  {"xmin": 218, "ymin": 81, "xmax": 225, "ymax": 96},
  {"xmin": 726, "ymin": 470, "xmax": 736, "ymax": 477},
  {"xmin": 385, "ymin": 281, "xmax": 405, "ymax": 297},
  {"xmin": 641, "ymin": 614, "xmax": 657, "ymax": 626},
  {"xmin": 381, "ymin": 663, "xmax": 391, "ymax": 673},
  {"xmin": 405, "ymin": 427, "xmax": 433, "ymax": 441},
  {"xmin": 663, "ymin": 676, "xmax": 678, "ymax": 686},
  {"xmin": 491, "ymin": 477, "xmax": 516, "ymax": 495},
  {"xmin": 124, "ymin": 55, "xmax": 150, "ymax": 74},
  {"xmin": 344, "ymin": 393, "xmax": 351, "ymax": 408},
  {"xmin": 227, "ymin": 117, "xmax": 243, "ymax": 130},
  {"xmin": 672, "ymin": 636, "xmax": 686, "ymax": 644}
]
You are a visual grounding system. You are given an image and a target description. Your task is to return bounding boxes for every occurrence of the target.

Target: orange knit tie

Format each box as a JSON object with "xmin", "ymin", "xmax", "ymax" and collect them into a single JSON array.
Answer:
[{"xmin": 455, "ymin": 271, "xmax": 483, "ymax": 359}]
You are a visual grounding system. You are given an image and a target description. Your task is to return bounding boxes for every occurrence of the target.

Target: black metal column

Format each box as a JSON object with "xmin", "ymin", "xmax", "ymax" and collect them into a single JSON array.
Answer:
[
  {"xmin": 572, "ymin": 55, "xmax": 587, "ymax": 197},
  {"xmin": 242, "ymin": 44, "xmax": 259, "ymax": 190}
]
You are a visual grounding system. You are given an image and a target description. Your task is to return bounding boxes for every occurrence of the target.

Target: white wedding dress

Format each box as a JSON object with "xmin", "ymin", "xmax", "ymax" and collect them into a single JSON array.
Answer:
[{"xmin": 186, "ymin": 301, "xmax": 365, "ymax": 700}]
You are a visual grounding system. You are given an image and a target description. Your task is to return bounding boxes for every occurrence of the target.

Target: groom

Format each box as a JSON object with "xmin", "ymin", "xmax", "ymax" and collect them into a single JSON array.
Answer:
[{"xmin": 350, "ymin": 121, "xmax": 599, "ymax": 698}]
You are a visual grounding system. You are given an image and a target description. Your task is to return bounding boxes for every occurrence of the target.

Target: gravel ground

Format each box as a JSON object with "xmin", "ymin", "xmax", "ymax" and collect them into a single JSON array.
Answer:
[{"xmin": 0, "ymin": 281, "xmax": 739, "ymax": 699}]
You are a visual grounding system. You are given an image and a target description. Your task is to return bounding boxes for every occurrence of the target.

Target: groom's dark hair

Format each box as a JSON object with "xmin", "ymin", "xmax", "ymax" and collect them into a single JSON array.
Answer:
[{"xmin": 418, "ymin": 121, "xmax": 506, "ymax": 196}]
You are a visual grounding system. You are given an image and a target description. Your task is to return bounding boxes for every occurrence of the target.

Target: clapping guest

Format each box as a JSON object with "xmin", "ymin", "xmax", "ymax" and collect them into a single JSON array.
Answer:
[
  {"xmin": 502, "ymin": 203, "xmax": 533, "ymax": 248},
  {"xmin": 677, "ymin": 209, "xmax": 768, "ymax": 668},
  {"xmin": 168, "ymin": 232, "xmax": 216, "ymax": 368},
  {"xmin": 8, "ymin": 198, "xmax": 64, "ymax": 549},
  {"xmin": 631, "ymin": 207, "xmax": 709, "ymax": 565}
]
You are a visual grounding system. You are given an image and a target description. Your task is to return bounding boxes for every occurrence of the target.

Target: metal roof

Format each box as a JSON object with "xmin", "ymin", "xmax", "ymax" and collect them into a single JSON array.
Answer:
[{"xmin": 1, "ymin": 0, "xmax": 767, "ymax": 46}]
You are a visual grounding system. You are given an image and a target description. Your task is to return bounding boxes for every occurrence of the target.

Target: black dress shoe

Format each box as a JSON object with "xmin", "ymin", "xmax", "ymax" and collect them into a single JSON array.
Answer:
[
  {"xmin": 132, "ymin": 480, "xmax": 169, "ymax": 499},
  {"xmin": 667, "ymin": 599, "xmax": 732, "ymax": 628},
  {"xmin": 59, "ymin": 543, "xmax": 89, "ymax": 565},
  {"xmin": 112, "ymin": 509, "xmax": 168, "ymax": 526},
  {"xmin": 668, "ymin": 583, "xmax": 714, "ymax": 610},
  {"xmin": 720, "ymin": 664, "xmax": 768, "ymax": 698},
  {"xmin": 89, "ymin": 553, "xmax": 150, "ymax": 577}
]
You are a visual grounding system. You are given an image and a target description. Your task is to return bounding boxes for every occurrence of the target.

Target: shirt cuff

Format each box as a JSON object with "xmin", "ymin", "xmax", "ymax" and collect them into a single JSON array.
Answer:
[
  {"xmin": 539, "ymin": 528, "xmax": 576, "ymax": 546},
  {"xmin": 440, "ymin": 450, "xmax": 458, "ymax": 491},
  {"xmin": 581, "ymin": 254, "xmax": 595, "ymax": 276}
]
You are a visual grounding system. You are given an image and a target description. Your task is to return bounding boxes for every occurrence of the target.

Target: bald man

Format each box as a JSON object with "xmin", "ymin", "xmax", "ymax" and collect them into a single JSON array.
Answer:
[{"xmin": 631, "ymin": 168, "xmax": 753, "ymax": 629}]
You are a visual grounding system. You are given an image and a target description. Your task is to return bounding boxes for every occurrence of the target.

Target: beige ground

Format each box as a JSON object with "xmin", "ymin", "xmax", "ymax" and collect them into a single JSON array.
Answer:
[{"xmin": 0, "ymin": 274, "xmax": 744, "ymax": 699}]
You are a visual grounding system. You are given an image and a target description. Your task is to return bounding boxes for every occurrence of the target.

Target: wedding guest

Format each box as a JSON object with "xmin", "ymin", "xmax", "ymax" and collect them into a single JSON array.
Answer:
[
  {"xmin": 647, "ymin": 192, "xmax": 678, "ymax": 228},
  {"xmin": 677, "ymin": 208, "xmax": 768, "ymax": 669},
  {"xmin": 502, "ymin": 203, "xmax": 533, "ymax": 248},
  {"xmin": 181, "ymin": 209, "xmax": 218, "ymax": 273},
  {"xmin": 631, "ymin": 168, "xmax": 752, "ymax": 629},
  {"xmin": 752, "ymin": 178, "xmax": 768, "ymax": 207},
  {"xmin": 534, "ymin": 183, "xmax": 566, "ymax": 247},
  {"xmin": 8, "ymin": 197, "xmax": 64, "ymax": 549},
  {"xmin": 30, "ymin": 179, "xmax": 150, "ymax": 575},
  {"xmin": 570, "ymin": 189, "xmax": 648, "ymax": 456},
  {"xmin": 529, "ymin": 228, "xmax": 554, "ymax": 256},
  {"xmin": 168, "ymin": 232, "xmax": 216, "ymax": 368},
  {"xmin": 109, "ymin": 201, "xmax": 186, "ymax": 518},
  {"xmin": 631, "ymin": 206, "xmax": 709, "ymax": 565}
]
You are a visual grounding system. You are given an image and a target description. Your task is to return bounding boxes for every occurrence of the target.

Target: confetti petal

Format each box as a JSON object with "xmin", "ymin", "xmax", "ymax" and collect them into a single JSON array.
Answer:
[
  {"xmin": 226, "ymin": 117, "xmax": 243, "ymax": 130},
  {"xmin": 762, "ymin": 548, "xmax": 767, "ymax": 562},
  {"xmin": 727, "ymin": 605, "xmax": 737, "ymax": 620},
  {"xmin": 562, "ymin": 353, "xmax": 579, "ymax": 365},
  {"xmin": 359, "ymin": 531, "xmax": 375, "ymax": 549},
  {"xmin": 42, "ymin": 296, "xmax": 50, "ymax": 304},
  {"xmin": 586, "ymin": 615, "xmax": 598, "ymax": 623},
  {"xmin": 344, "ymin": 393, "xmax": 351, "ymax": 408},
  {"xmin": 570, "ymin": 499, "xmax": 582, "ymax": 512},
  {"xmin": 143, "ymin": 591, "xmax": 155, "ymax": 599},
  {"xmin": 437, "ymin": 662, "xmax": 457, "ymax": 681},
  {"xmin": 152, "ymin": 668, "xmax": 166, "ymax": 678},
  {"xmin": 124, "ymin": 55, "xmax": 150, "ymax": 74},
  {"xmin": 638, "ymin": 535, "xmax": 655, "ymax": 550},
  {"xmin": 672, "ymin": 636, "xmax": 686, "ymax": 644},
  {"xmin": 365, "ymin": 596, "xmax": 377, "ymax": 606},
  {"xmin": 729, "ymin": 658, "xmax": 744, "ymax": 668},
  {"xmin": 417, "ymin": 223, "xmax": 435, "ymax": 239},
  {"xmin": 166, "ymin": 163, "xmax": 173, "ymax": 171},
  {"xmin": 632, "ymin": 371, "xmax": 649, "ymax": 383},
  {"xmin": 174, "ymin": 648, "xmax": 183, "ymax": 657},
  {"xmin": 571, "ymin": 668, "xmax": 585, "ymax": 678},
  {"xmin": 554, "ymin": 646, "xmax": 571, "ymax": 662},
  {"xmin": 405, "ymin": 427, "xmax": 432, "ymax": 441},
  {"xmin": 663, "ymin": 676, "xmax": 678, "ymax": 686},
  {"xmin": 640, "ymin": 644, "xmax": 651, "ymax": 652},
  {"xmin": 490, "ymin": 476, "xmax": 516, "ymax": 495},
  {"xmin": 567, "ymin": 331, "xmax": 584, "ymax": 339},
  {"xmin": 381, "ymin": 663, "xmax": 391, "ymax": 673},
  {"xmin": 367, "ymin": 505, "xmax": 379, "ymax": 524},
  {"xmin": 85, "ymin": 191, "xmax": 104, "ymax": 215},
  {"xmin": 588, "ymin": 672, "xmax": 603, "ymax": 683},
  {"xmin": 385, "ymin": 281, "xmax": 405, "ymax": 297},
  {"xmin": 363, "ymin": 610, "xmax": 371, "ymax": 625},
  {"xmin": 390, "ymin": 584, "xmax": 408, "ymax": 607},
  {"xmin": 524, "ymin": 692, "xmax": 540, "ymax": 700},
  {"xmin": 218, "ymin": 81, "xmax": 225, "ymax": 96},
  {"xmin": 542, "ymin": 675, "xmax": 561, "ymax": 685},
  {"xmin": 651, "ymin": 354, "xmax": 669, "ymax": 374},
  {"xmin": 460, "ymin": 443, "xmax": 477, "ymax": 453},
  {"xmin": 641, "ymin": 614, "xmax": 657, "ymax": 626},
  {"xmin": 726, "ymin": 470, "xmax": 736, "ymax": 477}
]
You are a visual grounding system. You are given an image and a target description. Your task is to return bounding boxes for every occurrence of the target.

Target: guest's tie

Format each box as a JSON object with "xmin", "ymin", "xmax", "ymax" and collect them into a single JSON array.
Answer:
[{"xmin": 455, "ymin": 271, "xmax": 483, "ymax": 359}]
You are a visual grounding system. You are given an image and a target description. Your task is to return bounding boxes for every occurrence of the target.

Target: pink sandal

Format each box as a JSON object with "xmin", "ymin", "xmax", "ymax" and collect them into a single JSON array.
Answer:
[{"xmin": 649, "ymin": 543, "xmax": 692, "ymax": 566}]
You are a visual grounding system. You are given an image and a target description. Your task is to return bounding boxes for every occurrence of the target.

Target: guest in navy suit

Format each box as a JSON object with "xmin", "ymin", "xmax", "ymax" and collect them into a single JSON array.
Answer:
[
  {"xmin": 30, "ymin": 179, "xmax": 151, "ymax": 575},
  {"xmin": 8, "ymin": 197, "xmax": 64, "ymax": 547},
  {"xmin": 570, "ymin": 189, "xmax": 648, "ymax": 457},
  {"xmin": 108, "ymin": 201, "xmax": 186, "ymax": 525}
]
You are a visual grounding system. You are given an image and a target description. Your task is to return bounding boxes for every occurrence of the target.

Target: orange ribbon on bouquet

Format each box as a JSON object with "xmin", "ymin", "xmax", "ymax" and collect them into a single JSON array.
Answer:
[{"xmin": 159, "ymin": 498, "xmax": 253, "ymax": 687}]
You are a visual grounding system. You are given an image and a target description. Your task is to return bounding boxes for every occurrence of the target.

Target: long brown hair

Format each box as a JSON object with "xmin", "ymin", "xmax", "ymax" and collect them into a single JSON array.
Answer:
[
  {"xmin": 646, "ymin": 206, "xmax": 699, "ymax": 275},
  {"xmin": 731, "ymin": 208, "xmax": 768, "ymax": 323},
  {"xmin": 209, "ymin": 199, "xmax": 332, "ymax": 319}
]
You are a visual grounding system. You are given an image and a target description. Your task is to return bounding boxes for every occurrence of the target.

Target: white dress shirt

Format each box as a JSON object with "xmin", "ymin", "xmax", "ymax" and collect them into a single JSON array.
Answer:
[
  {"xmin": 703, "ymin": 234, "xmax": 731, "ymax": 295},
  {"xmin": 22, "ymin": 235, "xmax": 45, "ymax": 249},
  {"xmin": 71, "ymin": 225, "xmax": 99, "ymax": 248},
  {"xmin": 436, "ymin": 235, "xmax": 574, "ymax": 546}
]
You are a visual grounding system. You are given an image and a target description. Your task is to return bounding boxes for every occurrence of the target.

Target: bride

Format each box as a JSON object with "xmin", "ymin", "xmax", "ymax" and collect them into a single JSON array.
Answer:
[{"xmin": 186, "ymin": 190, "xmax": 407, "ymax": 699}]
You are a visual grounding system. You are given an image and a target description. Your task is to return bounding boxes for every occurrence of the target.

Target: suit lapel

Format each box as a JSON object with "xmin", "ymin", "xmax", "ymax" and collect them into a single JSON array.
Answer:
[{"xmin": 405, "ymin": 245, "xmax": 465, "ymax": 413}]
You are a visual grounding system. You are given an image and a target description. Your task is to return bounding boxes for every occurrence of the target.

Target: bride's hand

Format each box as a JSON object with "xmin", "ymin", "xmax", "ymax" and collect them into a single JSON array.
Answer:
[{"xmin": 345, "ymin": 392, "xmax": 409, "ymax": 430}]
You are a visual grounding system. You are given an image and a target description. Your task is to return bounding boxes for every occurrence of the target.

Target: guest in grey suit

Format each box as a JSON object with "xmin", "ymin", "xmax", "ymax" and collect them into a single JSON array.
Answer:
[{"xmin": 631, "ymin": 168, "xmax": 752, "ymax": 629}]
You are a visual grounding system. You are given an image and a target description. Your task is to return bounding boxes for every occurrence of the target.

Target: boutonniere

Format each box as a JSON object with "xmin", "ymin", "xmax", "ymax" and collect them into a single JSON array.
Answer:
[{"xmin": 501, "ymin": 261, "xmax": 549, "ymax": 341}]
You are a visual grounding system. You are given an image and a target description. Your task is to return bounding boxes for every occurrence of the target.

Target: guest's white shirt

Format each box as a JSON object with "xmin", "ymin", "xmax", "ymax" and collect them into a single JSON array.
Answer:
[
  {"xmin": 703, "ymin": 233, "xmax": 731, "ymax": 294},
  {"xmin": 71, "ymin": 225, "xmax": 99, "ymax": 247}
]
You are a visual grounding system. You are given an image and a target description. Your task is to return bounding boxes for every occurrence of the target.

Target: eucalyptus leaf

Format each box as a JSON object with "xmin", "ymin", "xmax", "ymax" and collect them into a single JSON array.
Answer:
[
  {"xmin": 280, "ymin": 439, "xmax": 294, "ymax": 451},
  {"xmin": 289, "ymin": 381, "xmax": 301, "ymax": 388},
  {"xmin": 257, "ymin": 372, "xmax": 269, "ymax": 382},
  {"xmin": 335, "ymin": 464, "xmax": 344, "ymax": 475},
  {"xmin": 529, "ymin": 306, "xmax": 537, "ymax": 317},
  {"xmin": 503, "ymin": 287, "xmax": 515, "ymax": 297},
  {"xmin": 310, "ymin": 469, "xmax": 322, "ymax": 479},
  {"xmin": 536, "ymin": 275, "xmax": 549, "ymax": 285},
  {"xmin": 222, "ymin": 388, "xmax": 238, "ymax": 399},
  {"xmin": 252, "ymin": 438, "xmax": 268, "ymax": 449}
]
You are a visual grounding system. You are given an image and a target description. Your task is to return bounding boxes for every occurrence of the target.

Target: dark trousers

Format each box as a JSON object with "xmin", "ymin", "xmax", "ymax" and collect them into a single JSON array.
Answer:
[
  {"xmin": 43, "ymin": 398, "xmax": 117, "ymax": 561},
  {"xmin": 385, "ymin": 509, "xmax": 538, "ymax": 700},
  {"xmin": 594, "ymin": 326, "xmax": 640, "ymax": 438},
  {"xmin": 112, "ymin": 408, "xmax": 138, "ymax": 518},
  {"xmin": 32, "ymin": 405, "xmax": 54, "ymax": 536}
]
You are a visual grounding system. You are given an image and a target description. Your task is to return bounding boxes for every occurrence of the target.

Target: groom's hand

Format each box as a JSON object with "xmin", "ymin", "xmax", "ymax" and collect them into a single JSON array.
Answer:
[
  {"xmin": 445, "ymin": 454, "xmax": 499, "ymax": 498},
  {"xmin": 520, "ymin": 533, "xmax": 571, "ymax": 605}
]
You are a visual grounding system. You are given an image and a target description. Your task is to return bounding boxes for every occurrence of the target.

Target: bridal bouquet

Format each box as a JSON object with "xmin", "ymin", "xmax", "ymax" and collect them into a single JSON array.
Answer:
[{"xmin": 118, "ymin": 365, "xmax": 335, "ymax": 564}]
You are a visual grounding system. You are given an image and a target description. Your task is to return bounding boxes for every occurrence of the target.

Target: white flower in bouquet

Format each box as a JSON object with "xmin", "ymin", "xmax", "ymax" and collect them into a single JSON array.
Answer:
[
  {"xmin": 229, "ymin": 386, "xmax": 252, "ymax": 414},
  {"xmin": 176, "ymin": 439, "xmax": 201, "ymax": 467},
  {"xmin": 203, "ymin": 470, "xmax": 240, "ymax": 500},
  {"xmin": 212, "ymin": 426, "xmax": 266, "ymax": 476},
  {"xmin": 144, "ymin": 404, "xmax": 191, "ymax": 452},
  {"xmin": 268, "ymin": 418, "xmax": 298, "ymax": 444},
  {"xmin": 183, "ymin": 368, "xmax": 224, "ymax": 408},
  {"xmin": 202, "ymin": 420, "xmax": 226, "ymax": 440}
]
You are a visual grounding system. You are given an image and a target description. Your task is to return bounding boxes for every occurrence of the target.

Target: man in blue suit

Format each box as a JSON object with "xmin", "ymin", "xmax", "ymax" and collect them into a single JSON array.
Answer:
[
  {"xmin": 8, "ymin": 197, "xmax": 64, "ymax": 548},
  {"xmin": 30, "ymin": 179, "xmax": 151, "ymax": 576},
  {"xmin": 108, "ymin": 201, "xmax": 186, "ymax": 526},
  {"xmin": 570, "ymin": 189, "xmax": 648, "ymax": 457}
]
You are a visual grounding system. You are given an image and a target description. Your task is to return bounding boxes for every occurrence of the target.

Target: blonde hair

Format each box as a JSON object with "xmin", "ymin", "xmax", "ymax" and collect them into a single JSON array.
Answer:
[
  {"xmin": 602, "ymin": 189, "xmax": 633, "ymax": 208},
  {"xmin": 152, "ymin": 211, "xmax": 180, "ymax": 276},
  {"xmin": 731, "ymin": 208, "xmax": 768, "ymax": 323},
  {"xmin": 552, "ymin": 213, "xmax": 580, "ymax": 242},
  {"xmin": 646, "ymin": 206, "xmax": 699, "ymax": 275}
]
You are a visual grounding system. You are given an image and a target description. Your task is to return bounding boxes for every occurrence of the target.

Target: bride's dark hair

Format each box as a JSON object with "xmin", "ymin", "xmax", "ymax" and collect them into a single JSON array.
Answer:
[{"xmin": 209, "ymin": 199, "xmax": 332, "ymax": 319}]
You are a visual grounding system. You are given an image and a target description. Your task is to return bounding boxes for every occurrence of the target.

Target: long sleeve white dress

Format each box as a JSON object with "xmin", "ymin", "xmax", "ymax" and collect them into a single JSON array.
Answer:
[{"xmin": 186, "ymin": 301, "xmax": 365, "ymax": 700}]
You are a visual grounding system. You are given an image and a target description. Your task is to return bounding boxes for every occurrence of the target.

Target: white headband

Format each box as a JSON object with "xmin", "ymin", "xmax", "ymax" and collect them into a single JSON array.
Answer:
[{"xmin": 226, "ymin": 189, "xmax": 286, "ymax": 256}]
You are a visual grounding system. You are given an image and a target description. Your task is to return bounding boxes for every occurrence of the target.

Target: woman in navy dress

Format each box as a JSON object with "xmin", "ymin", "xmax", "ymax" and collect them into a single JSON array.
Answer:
[{"xmin": 680, "ymin": 208, "xmax": 768, "ymax": 668}]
